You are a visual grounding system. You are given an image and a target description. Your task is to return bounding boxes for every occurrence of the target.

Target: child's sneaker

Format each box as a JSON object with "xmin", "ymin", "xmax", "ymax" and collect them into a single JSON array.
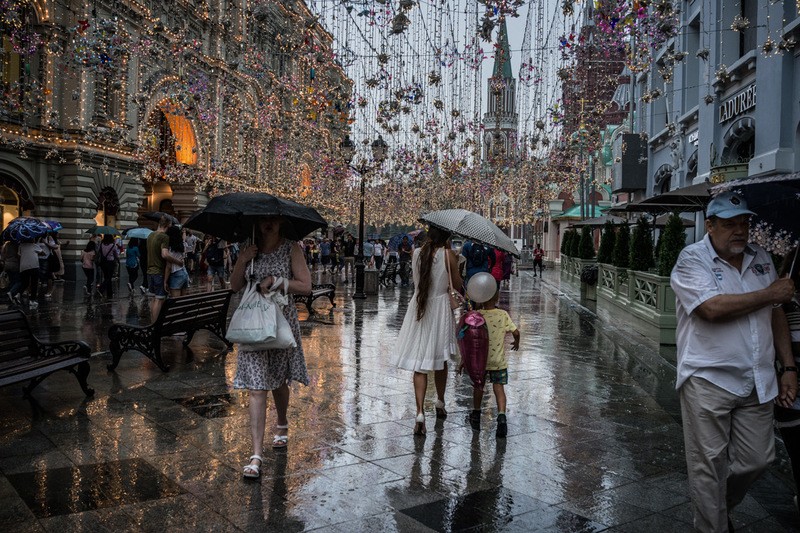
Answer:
[{"xmin": 496, "ymin": 414, "xmax": 507, "ymax": 438}]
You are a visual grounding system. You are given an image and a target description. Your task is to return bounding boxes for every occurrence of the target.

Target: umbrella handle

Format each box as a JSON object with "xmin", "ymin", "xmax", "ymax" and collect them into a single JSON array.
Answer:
[{"xmin": 790, "ymin": 245, "xmax": 799, "ymax": 280}]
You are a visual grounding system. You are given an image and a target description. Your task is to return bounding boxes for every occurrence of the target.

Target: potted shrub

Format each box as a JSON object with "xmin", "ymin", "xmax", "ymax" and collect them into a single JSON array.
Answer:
[
  {"xmin": 568, "ymin": 228, "xmax": 580, "ymax": 257},
  {"xmin": 612, "ymin": 225, "xmax": 630, "ymax": 269},
  {"xmin": 657, "ymin": 212, "xmax": 687, "ymax": 276},
  {"xmin": 597, "ymin": 221, "xmax": 615, "ymax": 264},
  {"xmin": 578, "ymin": 226, "xmax": 595, "ymax": 259},
  {"xmin": 629, "ymin": 218, "xmax": 655, "ymax": 272}
]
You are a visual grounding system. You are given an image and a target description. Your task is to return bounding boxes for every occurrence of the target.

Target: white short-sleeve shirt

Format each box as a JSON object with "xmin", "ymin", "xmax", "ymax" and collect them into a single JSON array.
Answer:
[{"xmin": 670, "ymin": 234, "xmax": 778, "ymax": 402}]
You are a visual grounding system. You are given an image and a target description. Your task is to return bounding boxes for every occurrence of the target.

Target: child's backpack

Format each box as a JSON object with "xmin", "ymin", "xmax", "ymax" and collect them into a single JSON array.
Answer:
[{"xmin": 457, "ymin": 311, "xmax": 489, "ymax": 388}]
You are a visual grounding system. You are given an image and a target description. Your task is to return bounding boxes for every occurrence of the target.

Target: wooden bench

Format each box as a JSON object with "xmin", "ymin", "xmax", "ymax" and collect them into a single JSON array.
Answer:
[
  {"xmin": 108, "ymin": 290, "xmax": 234, "ymax": 372},
  {"xmin": 295, "ymin": 283, "xmax": 336, "ymax": 314},
  {"xmin": 379, "ymin": 263, "xmax": 399, "ymax": 287},
  {"xmin": 0, "ymin": 310, "xmax": 94, "ymax": 398}
]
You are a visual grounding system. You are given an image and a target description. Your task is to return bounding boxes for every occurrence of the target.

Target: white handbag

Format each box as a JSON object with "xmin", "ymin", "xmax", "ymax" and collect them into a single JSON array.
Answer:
[
  {"xmin": 227, "ymin": 282, "xmax": 277, "ymax": 345},
  {"xmin": 240, "ymin": 291, "xmax": 297, "ymax": 350}
]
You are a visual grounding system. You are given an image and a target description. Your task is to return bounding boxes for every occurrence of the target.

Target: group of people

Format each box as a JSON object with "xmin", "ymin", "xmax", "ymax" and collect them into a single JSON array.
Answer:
[{"xmin": 1, "ymin": 231, "xmax": 69, "ymax": 309}]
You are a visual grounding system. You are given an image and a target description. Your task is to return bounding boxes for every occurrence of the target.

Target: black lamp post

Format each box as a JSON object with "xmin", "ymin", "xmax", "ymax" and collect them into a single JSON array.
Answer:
[{"xmin": 340, "ymin": 134, "xmax": 388, "ymax": 299}]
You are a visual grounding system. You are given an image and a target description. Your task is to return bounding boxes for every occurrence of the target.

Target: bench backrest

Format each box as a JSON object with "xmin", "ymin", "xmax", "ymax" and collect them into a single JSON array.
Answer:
[
  {"xmin": 0, "ymin": 310, "xmax": 37, "ymax": 363},
  {"xmin": 155, "ymin": 290, "xmax": 233, "ymax": 336}
]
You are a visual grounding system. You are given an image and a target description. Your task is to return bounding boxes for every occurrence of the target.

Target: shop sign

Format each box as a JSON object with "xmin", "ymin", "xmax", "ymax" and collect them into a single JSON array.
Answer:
[
  {"xmin": 687, "ymin": 131, "xmax": 698, "ymax": 146},
  {"xmin": 719, "ymin": 84, "xmax": 756, "ymax": 124}
]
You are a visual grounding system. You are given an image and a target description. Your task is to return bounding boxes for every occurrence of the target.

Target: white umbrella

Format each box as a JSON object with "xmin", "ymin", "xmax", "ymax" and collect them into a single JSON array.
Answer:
[{"xmin": 419, "ymin": 209, "xmax": 520, "ymax": 257}]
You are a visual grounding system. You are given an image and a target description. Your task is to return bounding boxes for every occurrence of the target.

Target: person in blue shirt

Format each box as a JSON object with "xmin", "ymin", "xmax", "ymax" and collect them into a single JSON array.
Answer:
[
  {"xmin": 125, "ymin": 238, "xmax": 141, "ymax": 294},
  {"xmin": 461, "ymin": 240, "xmax": 495, "ymax": 285}
]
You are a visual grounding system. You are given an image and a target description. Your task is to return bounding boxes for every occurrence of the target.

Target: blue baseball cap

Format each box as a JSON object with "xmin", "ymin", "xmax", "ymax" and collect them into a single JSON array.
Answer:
[{"xmin": 706, "ymin": 191, "xmax": 756, "ymax": 219}]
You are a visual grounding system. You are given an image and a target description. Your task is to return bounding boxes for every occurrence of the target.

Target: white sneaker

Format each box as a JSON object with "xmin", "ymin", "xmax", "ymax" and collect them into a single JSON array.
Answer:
[{"xmin": 29, "ymin": 301, "xmax": 38, "ymax": 310}]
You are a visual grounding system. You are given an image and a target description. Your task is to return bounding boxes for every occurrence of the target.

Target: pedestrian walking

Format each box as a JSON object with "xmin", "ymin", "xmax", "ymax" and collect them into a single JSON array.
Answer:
[
  {"xmin": 231, "ymin": 216, "xmax": 311, "ymax": 479},
  {"xmin": 390, "ymin": 226, "xmax": 462, "ymax": 436},
  {"xmin": 125, "ymin": 238, "xmax": 141, "ymax": 294},
  {"xmin": 532, "ymin": 243, "xmax": 544, "ymax": 277},
  {"xmin": 373, "ymin": 239, "xmax": 385, "ymax": 270},
  {"xmin": 138, "ymin": 236, "xmax": 149, "ymax": 295},
  {"xmin": 670, "ymin": 192, "xmax": 797, "ymax": 532},
  {"xmin": 38, "ymin": 233, "xmax": 58, "ymax": 299},
  {"xmin": 1, "ymin": 241, "xmax": 21, "ymax": 305},
  {"xmin": 164, "ymin": 226, "xmax": 188, "ymax": 297},
  {"xmin": 146, "ymin": 216, "xmax": 179, "ymax": 319},
  {"xmin": 343, "ymin": 234, "xmax": 356, "ymax": 283},
  {"xmin": 775, "ymin": 246, "xmax": 800, "ymax": 512},
  {"xmin": 80, "ymin": 240, "xmax": 96, "ymax": 296},
  {"xmin": 465, "ymin": 287, "xmax": 520, "ymax": 437},
  {"xmin": 461, "ymin": 240, "xmax": 495, "ymax": 286},
  {"xmin": 490, "ymin": 248, "xmax": 505, "ymax": 287},
  {"xmin": 183, "ymin": 229, "xmax": 199, "ymax": 274},
  {"xmin": 204, "ymin": 236, "xmax": 227, "ymax": 290},
  {"xmin": 398, "ymin": 235, "xmax": 413, "ymax": 286},
  {"xmin": 19, "ymin": 240, "xmax": 41, "ymax": 309},
  {"xmin": 97, "ymin": 234, "xmax": 119, "ymax": 299}
]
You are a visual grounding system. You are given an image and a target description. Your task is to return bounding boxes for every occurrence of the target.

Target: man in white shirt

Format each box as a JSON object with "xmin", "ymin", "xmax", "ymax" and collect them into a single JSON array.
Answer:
[{"xmin": 671, "ymin": 191, "xmax": 796, "ymax": 532}]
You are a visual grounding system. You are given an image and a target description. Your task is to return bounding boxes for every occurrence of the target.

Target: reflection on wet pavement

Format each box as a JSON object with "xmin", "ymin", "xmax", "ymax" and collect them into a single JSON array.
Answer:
[{"xmin": 0, "ymin": 271, "xmax": 796, "ymax": 531}]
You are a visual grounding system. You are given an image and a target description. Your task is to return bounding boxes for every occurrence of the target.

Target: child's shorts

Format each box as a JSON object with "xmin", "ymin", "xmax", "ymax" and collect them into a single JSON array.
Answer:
[{"xmin": 486, "ymin": 369, "xmax": 508, "ymax": 385}]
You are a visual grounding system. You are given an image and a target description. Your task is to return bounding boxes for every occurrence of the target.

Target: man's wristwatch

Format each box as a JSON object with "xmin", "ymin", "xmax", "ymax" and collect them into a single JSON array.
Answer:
[{"xmin": 782, "ymin": 366, "xmax": 798, "ymax": 374}]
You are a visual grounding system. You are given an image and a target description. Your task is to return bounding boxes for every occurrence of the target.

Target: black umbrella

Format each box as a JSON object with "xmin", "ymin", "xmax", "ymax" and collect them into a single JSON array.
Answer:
[
  {"xmin": 184, "ymin": 192, "xmax": 327, "ymax": 242},
  {"xmin": 142, "ymin": 211, "xmax": 180, "ymax": 226}
]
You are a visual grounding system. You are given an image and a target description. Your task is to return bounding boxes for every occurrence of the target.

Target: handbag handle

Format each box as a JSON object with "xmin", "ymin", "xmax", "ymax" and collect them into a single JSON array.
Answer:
[{"xmin": 444, "ymin": 246, "xmax": 455, "ymax": 295}]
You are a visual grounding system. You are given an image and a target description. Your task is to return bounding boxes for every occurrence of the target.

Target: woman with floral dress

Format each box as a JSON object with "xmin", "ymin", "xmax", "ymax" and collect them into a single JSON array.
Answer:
[{"xmin": 230, "ymin": 216, "xmax": 311, "ymax": 479}]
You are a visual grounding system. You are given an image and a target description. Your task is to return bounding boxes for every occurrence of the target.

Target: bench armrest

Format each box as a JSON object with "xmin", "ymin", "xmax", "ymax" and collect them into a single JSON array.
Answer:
[{"xmin": 36, "ymin": 339, "xmax": 92, "ymax": 360}]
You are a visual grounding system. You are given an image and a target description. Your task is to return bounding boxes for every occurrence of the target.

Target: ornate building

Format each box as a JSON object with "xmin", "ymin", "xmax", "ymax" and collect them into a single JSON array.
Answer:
[
  {"xmin": 482, "ymin": 19, "xmax": 517, "ymax": 164},
  {"xmin": 0, "ymin": 0, "xmax": 351, "ymax": 278}
]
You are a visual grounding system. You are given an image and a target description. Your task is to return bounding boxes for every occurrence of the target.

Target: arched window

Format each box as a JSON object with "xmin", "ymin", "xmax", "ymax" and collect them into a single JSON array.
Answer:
[{"xmin": 95, "ymin": 187, "xmax": 120, "ymax": 227}]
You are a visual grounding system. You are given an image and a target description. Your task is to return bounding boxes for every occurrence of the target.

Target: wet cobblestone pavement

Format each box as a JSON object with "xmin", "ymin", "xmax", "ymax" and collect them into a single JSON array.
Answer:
[{"xmin": 1, "ymin": 270, "xmax": 798, "ymax": 532}]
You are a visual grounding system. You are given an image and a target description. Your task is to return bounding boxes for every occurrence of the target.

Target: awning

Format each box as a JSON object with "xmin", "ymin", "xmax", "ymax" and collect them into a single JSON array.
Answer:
[
  {"xmin": 568, "ymin": 214, "xmax": 628, "ymax": 228},
  {"xmin": 624, "ymin": 181, "xmax": 711, "ymax": 213},
  {"xmin": 653, "ymin": 213, "xmax": 695, "ymax": 228}
]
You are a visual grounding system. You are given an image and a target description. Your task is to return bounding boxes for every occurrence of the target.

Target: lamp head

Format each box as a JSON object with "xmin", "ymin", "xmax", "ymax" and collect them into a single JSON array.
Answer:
[{"xmin": 340, "ymin": 135, "xmax": 355, "ymax": 164}]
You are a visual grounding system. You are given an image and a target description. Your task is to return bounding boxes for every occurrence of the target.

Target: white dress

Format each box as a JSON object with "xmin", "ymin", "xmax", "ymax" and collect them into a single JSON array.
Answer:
[{"xmin": 391, "ymin": 247, "xmax": 457, "ymax": 372}]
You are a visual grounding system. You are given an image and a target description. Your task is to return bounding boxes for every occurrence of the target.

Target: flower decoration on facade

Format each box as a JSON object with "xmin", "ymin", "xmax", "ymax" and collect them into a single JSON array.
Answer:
[
  {"xmin": 730, "ymin": 15, "xmax": 750, "ymax": 32},
  {"xmin": 762, "ymin": 36, "xmax": 776, "ymax": 55}
]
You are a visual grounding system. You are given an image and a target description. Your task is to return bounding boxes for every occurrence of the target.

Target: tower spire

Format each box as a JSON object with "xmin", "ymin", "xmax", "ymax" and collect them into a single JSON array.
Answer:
[{"xmin": 492, "ymin": 18, "xmax": 513, "ymax": 80}]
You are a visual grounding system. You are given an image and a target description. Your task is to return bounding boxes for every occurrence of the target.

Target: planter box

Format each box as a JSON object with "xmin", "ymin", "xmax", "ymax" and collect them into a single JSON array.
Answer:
[{"xmin": 597, "ymin": 266, "xmax": 676, "ymax": 345}]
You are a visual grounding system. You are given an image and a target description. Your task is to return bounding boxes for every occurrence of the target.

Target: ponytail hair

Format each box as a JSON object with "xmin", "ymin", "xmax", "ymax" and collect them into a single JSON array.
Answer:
[{"xmin": 415, "ymin": 226, "xmax": 452, "ymax": 320}]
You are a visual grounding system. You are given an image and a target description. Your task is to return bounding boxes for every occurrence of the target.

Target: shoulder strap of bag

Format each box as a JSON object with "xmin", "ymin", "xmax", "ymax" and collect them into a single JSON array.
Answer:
[{"xmin": 443, "ymin": 247, "xmax": 454, "ymax": 294}]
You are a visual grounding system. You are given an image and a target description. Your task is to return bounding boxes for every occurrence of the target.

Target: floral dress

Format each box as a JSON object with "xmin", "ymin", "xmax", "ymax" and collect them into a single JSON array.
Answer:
[{"xmin": 233, "ymin": 240, "xmax": 309, "ymax": 390}]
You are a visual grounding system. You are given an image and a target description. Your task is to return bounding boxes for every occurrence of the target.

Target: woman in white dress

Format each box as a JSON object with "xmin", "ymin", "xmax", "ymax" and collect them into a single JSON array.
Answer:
[{"xmin": 391, "ymin": 226, "xmax": 462, "ymax": 435}]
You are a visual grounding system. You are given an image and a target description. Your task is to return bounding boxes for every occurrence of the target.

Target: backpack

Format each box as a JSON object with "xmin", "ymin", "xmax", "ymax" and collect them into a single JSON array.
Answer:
[
  {"xmin": 457, "ymin": 311, "xmax": 489, "ymax": 388},
  {"xmin": 469, "ymin": 243, "xmax": 487, "ymax": 268},
  {"xmin": 206, "ymin": 243, "xmax": 224, "ymax": 266}
]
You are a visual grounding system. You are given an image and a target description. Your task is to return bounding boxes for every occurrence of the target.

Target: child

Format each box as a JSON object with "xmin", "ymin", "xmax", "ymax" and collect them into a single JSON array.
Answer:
[{"xmin": 466, "ymin": 287, "xmax": 520, "ymax": 438}]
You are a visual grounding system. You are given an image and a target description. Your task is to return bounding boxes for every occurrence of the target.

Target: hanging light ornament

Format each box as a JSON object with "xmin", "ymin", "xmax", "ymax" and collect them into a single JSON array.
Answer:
[{"xmin": 391, "ymin": 13, "xmax": 410, "ymax": 35}]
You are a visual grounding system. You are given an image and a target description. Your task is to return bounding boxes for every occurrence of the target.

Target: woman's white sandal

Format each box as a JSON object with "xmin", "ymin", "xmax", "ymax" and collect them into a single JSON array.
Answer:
[
  {"xmin": 272, "ymin": 424, "xmax": 289, "ymax": 449},
  {"xmin": 243, "ymin": 455, "xmax": 262, "ymax": 478}
]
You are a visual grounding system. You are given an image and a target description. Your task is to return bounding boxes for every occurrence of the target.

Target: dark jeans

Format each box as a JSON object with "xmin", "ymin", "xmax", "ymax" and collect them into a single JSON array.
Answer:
[
  {"xmin": 127, "ymin": 266, "xmax": 139, "ymax": 287},
  {"xmin": 374, "ymin": 257, "xmax": 383, "ymax": 270},
  {"xmin": 99, "ymin": 261, "xmax": 115, "ymax": 298},
  {"xmin": 20, "ymin": 268, "xmax": 38, "ymax": 299},
  {"xmin": 139, "ymin": 257, "xmax": 148, "ymax": 287},
  {"xmin": 82, "ymin": 267, "xmax": 94, "ymax": 292},
  {"xmin": 780, "ymin": 424, "xmax": 800, "ymax": 498},
  {"xmin": 533, "ymin": 259, "xmax": 543, "ymax": 275},
  {"xmin": 7, "ymin": 270, "xmax": 21, "ymax": 297}
]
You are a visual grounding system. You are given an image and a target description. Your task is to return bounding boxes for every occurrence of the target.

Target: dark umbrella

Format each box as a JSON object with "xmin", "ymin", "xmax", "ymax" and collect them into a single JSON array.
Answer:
[
  {"xmin": 712, "ymin": 173, "xmax": 800, "ymax": 276},
  {"xmin": 184, "ymin": 192, "xmax": 327, "ymax": 242},
  {"xmin": 86, "ymin": 225, "xmax": 119, "ymax": 235},
  {"xmin": 1, "ymin": 217, "xmax": 50, "ymax": 243},
  {"xmin": 142, "ymin": 211, "xmax": 180, "ymax": 226}
]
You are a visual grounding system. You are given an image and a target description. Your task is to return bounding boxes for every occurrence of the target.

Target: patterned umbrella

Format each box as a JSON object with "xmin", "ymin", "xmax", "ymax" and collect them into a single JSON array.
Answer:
[
  {"xmin": 45, "ymin": 220, "xmax": 63, "ymax": 232},
  {"xmin": 419, "ymin": 209, "xmax": 520, "ymax": 257},
  {"xmin": 1, "ymin": 217, "xmax": 50, "ymax": 243}
]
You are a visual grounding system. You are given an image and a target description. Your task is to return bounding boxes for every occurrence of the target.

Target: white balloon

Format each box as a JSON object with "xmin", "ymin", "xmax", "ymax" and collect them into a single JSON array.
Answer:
[{"xmin": 467, "ymin": 272, "xmax": 497, "ymax": 303}]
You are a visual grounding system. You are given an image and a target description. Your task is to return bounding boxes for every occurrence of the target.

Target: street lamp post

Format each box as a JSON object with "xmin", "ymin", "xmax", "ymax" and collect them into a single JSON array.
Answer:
[{"xmin": 341, "ymin": 134, "xmax": 388, "ymax": 300}]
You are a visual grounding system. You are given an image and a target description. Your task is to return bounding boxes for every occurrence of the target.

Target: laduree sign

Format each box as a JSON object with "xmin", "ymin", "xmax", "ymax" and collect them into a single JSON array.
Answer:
[{"xmin": 719, "ymin": 84, "xmax": 756, "ymax": 124}]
